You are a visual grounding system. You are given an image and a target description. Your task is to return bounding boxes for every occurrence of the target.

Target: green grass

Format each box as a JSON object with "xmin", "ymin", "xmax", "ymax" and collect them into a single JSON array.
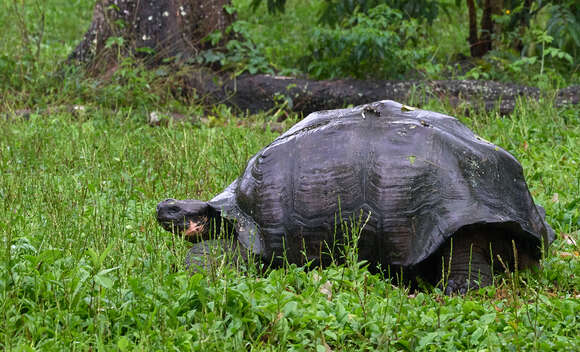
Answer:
[
  {"xmin": 0, "ymin": 0, "xmax": 93, "ymax": 96},
  {"xmin": 1, "ymin": 0, "xmax": 579, "ymax": 350},
  {"xmin": 1, "ymin": 101, "xmax": 578, "ymax": 350}
]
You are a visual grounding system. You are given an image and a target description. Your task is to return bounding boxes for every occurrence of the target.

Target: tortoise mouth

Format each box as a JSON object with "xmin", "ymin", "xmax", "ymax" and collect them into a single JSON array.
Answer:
[
  {"xmin": 156, "ymin": 198, "xmax": 210, "ymax": 235},
  {"xmin": 157, "ymin": 211, "xmax": 208, "ymax": 235},
  {"xmin": 158, "ymin": 219, "xmax": 191, "ymax": 234},
  {"xmin": 157, "ymin": 199, "xmax": 194, "ymax": 233}
]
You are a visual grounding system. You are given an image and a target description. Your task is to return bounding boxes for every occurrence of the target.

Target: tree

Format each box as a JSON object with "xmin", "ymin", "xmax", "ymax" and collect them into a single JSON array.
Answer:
[
  {"xmin": 67, "ymin": 0, "xmax": 577, "ymax": 115},
  {"xmin": 467, "ymin": 0, "xmax": 498, "ymax": 57},
  {"xmin": 256, "ymin": 0, "xmax": 493, "ymax": 58},
  {"xmin": 70, "ymin": 0, "xmax": 234, "ymax": 71},
  {"xmin": 465, "ymin": 0, "xmax": 578, "ymax": 58}
]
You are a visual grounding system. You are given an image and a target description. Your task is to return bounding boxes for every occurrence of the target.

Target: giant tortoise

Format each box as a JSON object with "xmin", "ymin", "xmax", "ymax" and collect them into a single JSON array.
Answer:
[{"xmin": 157, "ymin": 100, "xmax": 554, "ymax": 293}]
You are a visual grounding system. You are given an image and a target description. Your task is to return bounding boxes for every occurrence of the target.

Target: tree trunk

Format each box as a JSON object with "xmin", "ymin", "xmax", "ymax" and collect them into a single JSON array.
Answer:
[
  {"xmin": 479, "ymin": 0, "xmax": 494, "ymax": 55},
  {"xmin": 69, "ymin": 0, "xmax": 234, "ymax": 72},
  {"xmin": 467, "ymin": 0, "xmax": 502, "ymax": 58},
  {"xmin": 467, "ymin": 0, "xmax": 484, "ymax": 57}
]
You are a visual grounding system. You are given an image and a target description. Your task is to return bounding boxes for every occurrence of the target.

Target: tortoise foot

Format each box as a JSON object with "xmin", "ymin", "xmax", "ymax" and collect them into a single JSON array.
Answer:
[
  {"xmin": 438, "ymin": 229, "xmax": 495, "ymax": 295},
  {"xmin": 444, "ymin": 275, "xmax": 491, "ymax": 295}
]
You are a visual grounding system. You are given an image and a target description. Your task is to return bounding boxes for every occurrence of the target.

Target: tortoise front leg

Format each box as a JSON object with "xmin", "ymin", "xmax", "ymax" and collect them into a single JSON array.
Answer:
[
  {"xmin": 185, "ymin": 239, "xmax": 247, "ymax": 273},
  {"xmin": 439, "ymin": 231, "xmax": 493, "ymax": 295}
]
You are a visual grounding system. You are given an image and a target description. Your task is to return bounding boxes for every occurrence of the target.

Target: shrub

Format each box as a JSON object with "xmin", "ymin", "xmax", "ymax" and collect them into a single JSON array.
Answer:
[
  {"xmin": 303, "ymin": 5, "xmax": 427, "ymax": 80},
  {"xmin": 318, "ymin": 0, "xmax": 443, "ymax": 26}
]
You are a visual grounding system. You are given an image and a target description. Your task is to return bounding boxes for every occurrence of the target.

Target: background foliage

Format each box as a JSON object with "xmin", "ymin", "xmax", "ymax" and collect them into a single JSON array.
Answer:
[
  {"xmin": 303, "ymin": 5, "xmax": 425, "ymax": 79},
  {"xmin": 238, "ymin": 0, "xmax": 578, "ymax": 85}
]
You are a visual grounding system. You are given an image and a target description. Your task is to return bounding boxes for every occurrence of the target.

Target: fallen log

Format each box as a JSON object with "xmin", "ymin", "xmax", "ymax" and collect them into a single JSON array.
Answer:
[{"xmin": 190, "ymin": 73, "xmax": 579, "ymax": 116}]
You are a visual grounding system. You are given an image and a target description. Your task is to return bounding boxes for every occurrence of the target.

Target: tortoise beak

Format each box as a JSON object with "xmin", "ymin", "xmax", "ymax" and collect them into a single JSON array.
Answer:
[
  {"xmin": 156, "ymin": 198, "xmax": 209, "ymax": 234},
  {"xmin": 157, "ymin": 199, "xmax": 187, "ymax": 233}
]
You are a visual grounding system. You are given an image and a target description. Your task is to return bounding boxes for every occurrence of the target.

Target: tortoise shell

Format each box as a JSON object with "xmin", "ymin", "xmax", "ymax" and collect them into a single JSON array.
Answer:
[{"xmin": 208, "ymin": 100, "xmax": 554, "ymax": 267}]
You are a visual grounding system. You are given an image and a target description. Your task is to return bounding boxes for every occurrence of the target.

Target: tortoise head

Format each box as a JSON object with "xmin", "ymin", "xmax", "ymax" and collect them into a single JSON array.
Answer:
[{"xmin": 156, "ymin": 199, "xmax": 211, "ymax": 241}]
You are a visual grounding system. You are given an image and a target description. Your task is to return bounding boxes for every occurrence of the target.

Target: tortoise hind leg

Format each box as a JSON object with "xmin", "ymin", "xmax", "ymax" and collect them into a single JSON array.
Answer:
[{"xmin": 439, "ymin": 230, "xmax": 494, "ymax": 295}]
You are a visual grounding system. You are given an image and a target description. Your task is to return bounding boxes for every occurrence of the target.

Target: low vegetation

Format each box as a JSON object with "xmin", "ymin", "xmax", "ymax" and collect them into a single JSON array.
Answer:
[{"xmin": 0, "ymin": 0, "xmax": 578, "ymax": 350}]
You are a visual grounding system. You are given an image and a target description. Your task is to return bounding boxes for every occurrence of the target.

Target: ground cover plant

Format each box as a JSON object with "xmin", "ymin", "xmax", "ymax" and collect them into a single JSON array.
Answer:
[
  {"xmin": 1, "ymin": 0, "xmax": 579, "ymax": 350},
  {"xmin": 1, "ymin": 98, "xmax": 579, "ymax": 351}
]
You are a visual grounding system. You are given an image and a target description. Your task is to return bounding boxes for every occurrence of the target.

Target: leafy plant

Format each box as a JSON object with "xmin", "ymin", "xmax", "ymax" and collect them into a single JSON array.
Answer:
[
  {"xmin": 546, "ymin": 2, "xmax": 580, "ymax": 61},
  {"xmin": 250, "ymin": 0, "xmax": 287, "ymax": 14},
  {"xmin": 462, "ymin": 29, "xmax": 574, "ymax": 87},
  {"xmin": 95, "ymin": 58, "xmax": 162, "ymax": 108},
  {"xmin": 303, "ymin": 4, "xmax": 427, "ymax": 80},
  {"xmin": 196, "ymin": 21, "xmax": 275, "ymax": 75},
  {"xmin": 252, "ymin": 0, "xmax": 444, "ymax": 25},
  {"xmin": 501, "ymin": 0, "xmax": 579, "ymax": 62},
  {"xmin": 318, "ymin": 0, "xmax": 444, "ymax": 26}
]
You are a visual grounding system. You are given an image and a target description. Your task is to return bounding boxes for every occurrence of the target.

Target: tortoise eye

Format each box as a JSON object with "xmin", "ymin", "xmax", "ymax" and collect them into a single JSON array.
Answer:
[{"xmin": 167, "ymin": 205, "xmax": 181, "ymax": 214}]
